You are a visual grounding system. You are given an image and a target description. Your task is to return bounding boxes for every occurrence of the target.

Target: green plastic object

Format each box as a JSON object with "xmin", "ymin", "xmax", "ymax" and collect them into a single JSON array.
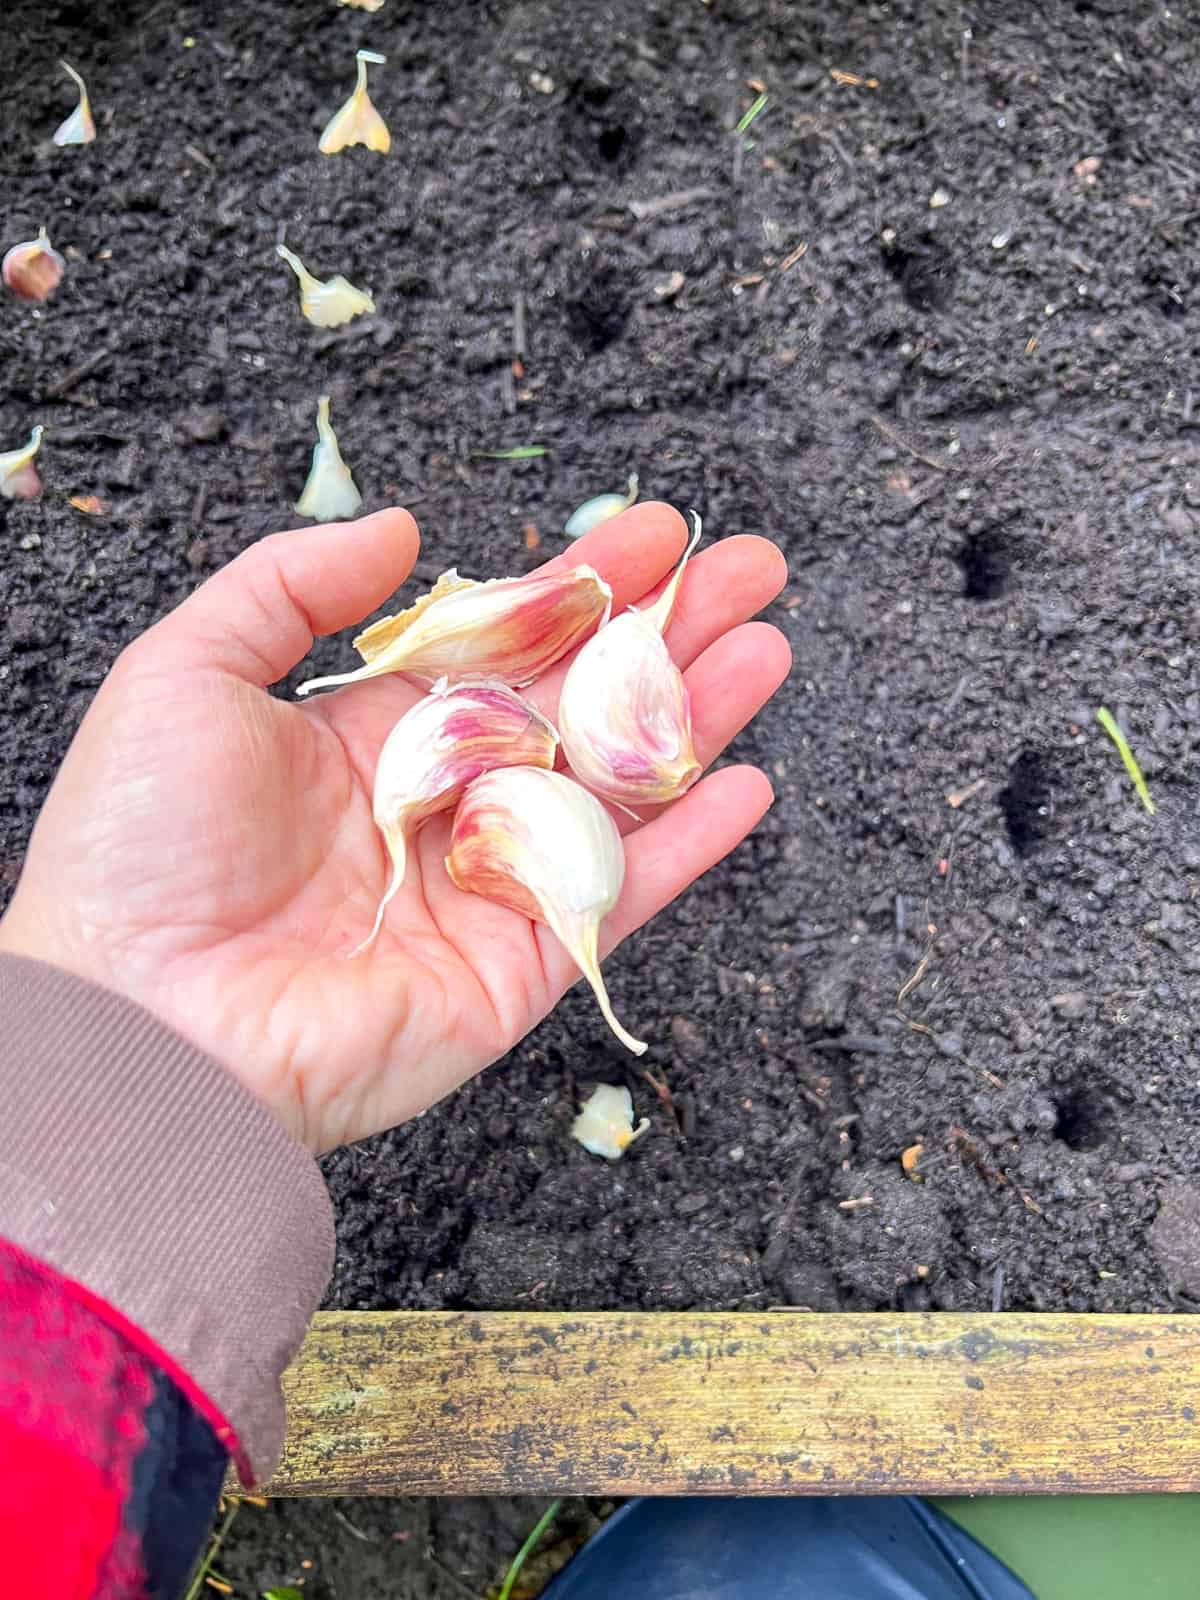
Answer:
[{"xmin": 936, "ymin": 1495, "xmax": 1200, "ymax": 1599}]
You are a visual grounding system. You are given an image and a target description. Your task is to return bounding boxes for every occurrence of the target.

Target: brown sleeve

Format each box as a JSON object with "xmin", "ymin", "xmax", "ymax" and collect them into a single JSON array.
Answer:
[{"xmin": 0, "ymin": 953, "xmax": 334, "ymax": 1484}]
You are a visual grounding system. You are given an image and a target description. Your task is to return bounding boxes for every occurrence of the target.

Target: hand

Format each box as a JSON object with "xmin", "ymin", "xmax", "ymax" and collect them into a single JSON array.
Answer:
[{"xmin": 0, "ymin": 504, "xmax": 789, "ymax": 1152}]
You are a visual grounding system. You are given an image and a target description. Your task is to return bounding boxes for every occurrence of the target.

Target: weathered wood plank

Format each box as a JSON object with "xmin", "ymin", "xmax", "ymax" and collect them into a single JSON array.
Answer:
[{"xmin": 257, "ymin": 1311, "xmax": 1200, "ymax": 1497}]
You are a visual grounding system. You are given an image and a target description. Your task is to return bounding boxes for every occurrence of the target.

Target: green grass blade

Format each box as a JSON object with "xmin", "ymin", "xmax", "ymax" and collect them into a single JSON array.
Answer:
[
  {"xmin": 497, "ymin": 1499, "xmax": 563, "ymax": 1600},
  {"xmin": 472, "ymin": 445, "xmax": 549, "ymax": 460},
  {"xmin": 735, "ymin": 91, "xmax": 769, "ymax": 135},
  {"xmin": 1096, "ymin": 705, "xmax": 1155, "ymax": 815}
]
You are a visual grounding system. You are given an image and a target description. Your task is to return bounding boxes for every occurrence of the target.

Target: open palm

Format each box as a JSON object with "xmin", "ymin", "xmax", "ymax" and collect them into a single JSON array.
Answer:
[{"xmin": 0, "ymin": 504, "xmax": 789, "ymax": 1152}]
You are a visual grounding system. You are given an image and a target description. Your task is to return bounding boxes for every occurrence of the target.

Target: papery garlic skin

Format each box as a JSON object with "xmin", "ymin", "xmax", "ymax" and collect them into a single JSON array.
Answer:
[
  {"xmin": 354, "ymin": 678, "xmax": 559, "ymax": 954},
  {"xmin": 564, "ymin": 472, "xmax": 639, "ymax": 539},
  {"xmin": 557, "ymin": 515, "xmax": 703, "ymax": 806},
  {"xmin": 295, "ymin": 394, "xmax": 362, "ymax": 521},
  {"xmin": 53, "ymin": 61, "xmax": 96, "ymax": 147},
  {"xmin": 3, "ymin": 229, "xmax": 65, "ymax": 302},
  {"xmin": 319, "ymin": 50, "xmax": 391, "ymax": 154},
  {"xmin": 571, "ymin": 1084, "xmax": 650, "ymax": 1160},
  {"xmin": 276, "ymin": 245, "xmax": 375, "ymax": 328},
  {"xmin": 0, "ymin": 425, "xmax": 45, "ymax": 501},
  {"xmin": 298, "ymin": 563, "xmax": 611, "ymax": 695},
  {"xmin": 446, "ymin": 766, "xmax": 647, "ymax": 1055}
]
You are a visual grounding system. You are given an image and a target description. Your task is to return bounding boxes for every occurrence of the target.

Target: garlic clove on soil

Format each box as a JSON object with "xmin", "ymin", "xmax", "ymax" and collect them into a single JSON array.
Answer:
[
  {"xmin": 298, "ymin": 562, "xmax": 611, "ymax": 695},
  {"xmin": 295, "ymin": 394, "xmax": 362, "ymax": 521},
  {"xmin": 353, "ymin": 678, "xmax": 560, "ymax": 954},
  {"xmin": 53, "ymin": 61, "xmax": 96, "ymax": 147},
  {"xmin": 275, "ymin": 244, "xmax": 375, "ymax": 328},
  {"xmin": 563, "ymin": 472, "xmax": 639, "ymax": 539},
  {"xmin": 319, "ymin": 49, "xmax": 391, "ymax": 155},
  {"xmin": 3, "ymin": 229, "xmax": 65, "ymax": 302},
  {"xmin": 0, "ymin": 425, "xmax": 45, "ymax": 501},
  {"xmin": 557, "ymin": 513, "xmax": 703, "ymax": 807},
  {"xmin": 446, "ymin": 766, "xmax": 647, "ymax": 1055},
  {"xmin": 571, "ymin": 1084, "xmax": 650, "ymax": 1160}
]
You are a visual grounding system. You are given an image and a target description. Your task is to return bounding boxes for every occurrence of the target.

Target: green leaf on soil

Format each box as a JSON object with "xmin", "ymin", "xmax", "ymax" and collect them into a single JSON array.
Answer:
[
  {"xmin": 1096, "ymin": 705, "xmax": 1155, "ymax": 815},
  {"xmin": 472, "ymin": 445, "xmax": 549, "ymax": 460},
  {"xmin": 735, "ymin": 91, "xmax": 769, "ymax": 135},
  {"xmin": 262, "ymin": 1589, "xmax": 305, "ymax": 1600}
]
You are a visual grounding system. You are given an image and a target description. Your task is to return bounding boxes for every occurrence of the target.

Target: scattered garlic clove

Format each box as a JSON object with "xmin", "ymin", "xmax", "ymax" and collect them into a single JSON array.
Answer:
[
  {"xmin": 354, "ymin": 678, "xmax": 559, "ymax": 953},
  {"xmin": 319, "ymin": 49, "xmax": 390, "ymax": 154},
  {"xmin": 53, "ymin": 61, "xmax": 96, "ymax": 147},
  {"xmin": 571, "ymin": 1084, "xmax": 650, "ymax": 1160},
  {"xmin": 446, "ymin": 766, "xmax": 647, "ymax": 1055},
  {"xmin": 295, "ymin": 394, "xmax": 362, "ymax": 521},
  {"xmin": 564, "ymin": 472, "xmax": 639, "ymax": 539},
  {"xmin": 0, "ymin": 425, "xmax": 45, "ymax": 501},
  {"xmin": 3, "ymin": 228, "xmax": 65, "ymax": 302},
  {"xmin": 275, "ymin": 244, "xmax": 375, "ymax": 328},
  {"xmin": 298, "ymin": 562, "xmax": 611, "ymax": 695},
  {"xmin": 557, "ymin": 514, "xmax": 703, "ymax": 807}
]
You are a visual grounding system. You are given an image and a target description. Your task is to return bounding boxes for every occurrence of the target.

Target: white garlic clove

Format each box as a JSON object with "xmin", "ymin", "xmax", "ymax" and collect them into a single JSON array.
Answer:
[
  {"xmin": 571, "ymin": 1084, "xmax": 650, "ymax": 1160},
  {"xmin": 295, "ymin": 395, "xmax": 362, "ymax": 521},
  {"xmin": 53, "ymin": 61, "xmax": 96, "ymax": 147},
  {"xmin": 298, "ymin": 563, "xmax": 611, "ymax": 696},
  {"xmin": 564, "ymin": 472, "xmax": 639, "ymax": 539},
  {"xmin": 0, "ymin": 425, "xmax": 45, "ymax": 501},
  {"xmin": 3, "ymin": 229, "xmax": 65, "ymax": 302},
  {"xmin": 446, "ymin": 766, "xmax": 647, "ymax": 1055},
  {"xmin": 557, "ymin": 513, "xmax": 703, "ymax": 807},
  {"xmin": 319, "ymin": 50, "xmax": 390, "ymax": 154},
  {"xmin": 353, "ymin": 678, "xmax": 559, "ymax": 954},
  {"xmin": 275, "ymin": 245, "xmax": 375, "ymax": 328}
]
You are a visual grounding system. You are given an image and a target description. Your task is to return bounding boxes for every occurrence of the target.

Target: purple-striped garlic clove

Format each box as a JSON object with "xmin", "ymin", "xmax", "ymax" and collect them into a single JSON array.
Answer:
[
  {"xmin": 353, "ymin": 678, "xmax": 559, "ymax": 954},
  {"xmin": 298, "ymin": 562, "xmax": 611, "ymax": 696},
  {"xmin": 446, "ymin": 766, "xmax": 646, "ymax": 1055},
  {"xmin": 557, "ymin": 514, "xmax": 703, "ymax": 807},
  {"xmin": 3, "ymin": 229, "xmax": 65, "ymax": 302}
]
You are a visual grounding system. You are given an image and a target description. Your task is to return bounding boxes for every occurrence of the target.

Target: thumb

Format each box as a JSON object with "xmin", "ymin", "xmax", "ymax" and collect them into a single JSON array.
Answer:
[{"xmin": 143, "ymin": 508, "xmax": 421, "ymax": 686}]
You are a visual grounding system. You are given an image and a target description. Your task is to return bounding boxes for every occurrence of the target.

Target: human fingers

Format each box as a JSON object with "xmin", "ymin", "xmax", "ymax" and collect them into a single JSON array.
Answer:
[
  {"xmin": 137, "ymin": 508, "xmax": 420, "ymax": 687},
  {"xmin": 532, "ymin": 763, "xmax": 776, "ymax": 992},
  {"xmin": 537, "ymin": 500, "xmax": 689, "ymax": 611}
]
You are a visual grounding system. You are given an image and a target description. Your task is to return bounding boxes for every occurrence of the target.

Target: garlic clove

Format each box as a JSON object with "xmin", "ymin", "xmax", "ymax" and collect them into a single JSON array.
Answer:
[
  {"xmin": 446, "ymin": 766, "xmax": 647, "ymax": 1054},
  {"xmin": 563, "ymin": 472, "xmax": 639, "ymax": 539},
  {"xmin": 0, "ymin": 425, "xmax": 45, "ymax": 501},
  {"xmin": 295, "ymin": 395, "xmax": 362, "ymax": 521},
  {"xmin": 298, "ymin": 563, "xmax": 611, "ymax": 695},
  {"xmin": 642, "ymin": 509, "xmax": 702, "ymax": 635},
  {"xmin": 53, "ymin": 61, "xmax": 96, "ymax": 147},
  {"xmin": 276, "ymin": 245, "xmax": 375, "ymax": 328},
  {"xmin": 353, "ymin": 678, "xmax": 559, "ymax": 954},
  {"xmin": 319, "ymin": 49, "xmax": 391, "ymax": 154},
  {"xmin": 3, "ymin": 228, "xmax": 65, "ymax": 302},
  {"xmin": 557, "ymin": 513, "xmax": 703, "ymax": 807},
  {"xmin": 571, "ymin": 1084, "xmax": 650, "ymax": 1159}
]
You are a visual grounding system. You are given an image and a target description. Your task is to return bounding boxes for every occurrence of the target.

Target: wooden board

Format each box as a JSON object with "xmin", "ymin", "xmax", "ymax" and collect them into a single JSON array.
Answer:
[{"xmin": 256, "ymin": 1311, "xmax": 1200, "ymax": 1497}]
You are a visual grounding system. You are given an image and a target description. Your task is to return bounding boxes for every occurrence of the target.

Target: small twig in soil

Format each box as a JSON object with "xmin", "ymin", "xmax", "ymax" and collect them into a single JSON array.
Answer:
[
  {"xmin": 424, "ymin": 1551, "xmax": 480, "ymax": 1600},
  {"xmin": 44, "ymin": 346, "xmax": 111, "ymax": 400},
  {"xmin": 896, "ymin": 953, "xmax": 931, "ymax": 1009},
  {"xmin": 946, "ymin": 776, "xmax": 988, "ymax": 809},
  {"xmin": 512, "ymin": 290, "xmax": 526, "ymax": 359},
  {"xmin": 992, "ymin": 1265, "xmax": 1005, "ymax": 1313},
  {"xmin": 838, "ymin": 1195, "xmax": 874, "ymax": 1210},
  {"xmin": 811, "ymin": 1035, "xmax": 894, "ymax": 1055},
  {"xmin": 627, "ymin": 187, "xmax": 716, "ymax": 222},
  {"xmin": 331, "ymin": 1506, "xmax": 375, "ymax": 1543},
  {"xmin": 643, "ymin": 1067, "xmax": 682, "ymax": 1132},
  {"xmin": 870, "ymin": 413, "xmax": 958, "ymax": 474}
]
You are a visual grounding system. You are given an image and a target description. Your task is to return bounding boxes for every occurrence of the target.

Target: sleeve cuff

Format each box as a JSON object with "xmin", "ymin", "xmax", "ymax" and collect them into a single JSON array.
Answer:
[{"xmin": 0, "ymin": 954, "xmax": 334, "ymax": 1484}]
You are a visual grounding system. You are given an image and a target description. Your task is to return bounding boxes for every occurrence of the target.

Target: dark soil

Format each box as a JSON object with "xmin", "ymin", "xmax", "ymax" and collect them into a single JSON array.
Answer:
[{"xmin": 5, "ymin": 0, "xmax": 1200, "ymax": 1592}]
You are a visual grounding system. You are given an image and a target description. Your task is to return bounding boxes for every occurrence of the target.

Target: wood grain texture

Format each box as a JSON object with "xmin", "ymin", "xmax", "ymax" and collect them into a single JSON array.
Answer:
[{"xmin": 257, "ymin": 1311, "xmax": 1200, "ymax": 1497}]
